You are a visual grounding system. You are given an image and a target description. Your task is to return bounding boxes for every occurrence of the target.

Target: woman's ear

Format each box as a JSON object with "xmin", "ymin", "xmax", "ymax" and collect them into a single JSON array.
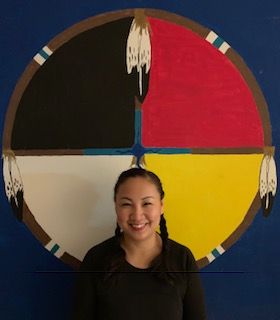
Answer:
[{"xmin": 160, "ymin": 199, "xmax": 164, "ymax": 213}]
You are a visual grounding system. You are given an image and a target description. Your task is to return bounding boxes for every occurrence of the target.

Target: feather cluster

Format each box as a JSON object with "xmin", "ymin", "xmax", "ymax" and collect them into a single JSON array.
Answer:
[
  {"xmin": 259, "ymin": 153, "xmax": 277, "ymax": 216},
  {"xmin": 3, "ymin": 151, "xmax": 24, "ymax": 220},
  {"xmin": 126, "ymin": 13, "xmax": 151, "ymax": 96}
]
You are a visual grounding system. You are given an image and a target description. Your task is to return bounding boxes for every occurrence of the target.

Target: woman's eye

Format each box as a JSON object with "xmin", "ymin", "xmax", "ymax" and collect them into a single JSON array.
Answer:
[
  {"xmin": 143, "ymin": 202, "xmax": 152, "ymax": 206},
  {"xmin": 121, "ymin": 203, "xmax": 131, "ymax": 207}
]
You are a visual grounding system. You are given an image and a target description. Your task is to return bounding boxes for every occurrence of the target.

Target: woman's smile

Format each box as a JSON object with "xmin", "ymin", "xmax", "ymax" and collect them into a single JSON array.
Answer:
[
  {"xmin": 129, "ymin": 222, "xmax": 148, "ymax": 231},
  {"xmin": 115, "ymin": 176, "xmax": 163, "ymax": 242}
]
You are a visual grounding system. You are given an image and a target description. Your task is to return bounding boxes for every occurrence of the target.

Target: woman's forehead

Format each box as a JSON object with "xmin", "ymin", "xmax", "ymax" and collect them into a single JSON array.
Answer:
[{"xmin": 116, "ymin": 177, "xmax": 160, "ymax": 195}]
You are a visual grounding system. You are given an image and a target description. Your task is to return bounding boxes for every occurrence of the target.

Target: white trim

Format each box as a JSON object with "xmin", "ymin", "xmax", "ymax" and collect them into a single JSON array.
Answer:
[
  {"xmin": 206, "ymin": 253, "xmax": 215, "ymax": 263},
  {"xmin": 205, "ymin": 31, "xmax": 218, "ymax": 44},
  {"xmin": 33, "ymin": 53, "xmax": 45, "ymax": 65},
  {"xmin": 219, "ymin": 42, "xmax": 230, "ymax": 54}
]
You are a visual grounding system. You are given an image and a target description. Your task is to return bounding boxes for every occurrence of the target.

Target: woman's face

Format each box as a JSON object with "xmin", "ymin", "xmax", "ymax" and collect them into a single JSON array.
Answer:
[{"xmin": 115, "ymin": 176, "xmax": 163, "ymax": 243}]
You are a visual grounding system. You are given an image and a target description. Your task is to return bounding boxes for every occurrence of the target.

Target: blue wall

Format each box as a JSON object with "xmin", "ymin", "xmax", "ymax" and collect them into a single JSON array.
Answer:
[{"xmin": 1, "ymin": 1, "xmax": 279, "ymax": 319}]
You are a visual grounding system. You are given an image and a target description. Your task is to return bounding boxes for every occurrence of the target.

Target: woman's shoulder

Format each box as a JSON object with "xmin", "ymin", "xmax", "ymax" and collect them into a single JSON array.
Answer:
[
  {"xmin": 86, "ymin": 236, "xmax": 118, "ymax": 256},
  {"xmin": 167, "ymin": 238, "xmax": 193, "ymax": 254},
  {"xmin": 166, "ymin": 238, "xmax": 197, "ymax": 269},
  {"xmin": 80, "ymin": 236, "xmax": 119, "ymax": 270}
]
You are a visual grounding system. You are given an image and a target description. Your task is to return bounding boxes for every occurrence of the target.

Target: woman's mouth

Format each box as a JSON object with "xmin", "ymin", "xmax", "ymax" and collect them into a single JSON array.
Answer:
[{"xmin": 129, "ymin": 223, "xmax": 147, "ymax": 231}]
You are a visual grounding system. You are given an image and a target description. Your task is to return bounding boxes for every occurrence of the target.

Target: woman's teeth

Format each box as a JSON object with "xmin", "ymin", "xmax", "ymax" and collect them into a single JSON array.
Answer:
[{"xmin": 130, "ymin": 223, "xmax": 146, "ymax": 229}]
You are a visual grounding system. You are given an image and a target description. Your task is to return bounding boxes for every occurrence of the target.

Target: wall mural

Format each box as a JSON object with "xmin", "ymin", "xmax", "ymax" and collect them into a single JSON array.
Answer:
[{"xmin": 2, "ymin": 9, "xmax": 277, "ymax": 269}]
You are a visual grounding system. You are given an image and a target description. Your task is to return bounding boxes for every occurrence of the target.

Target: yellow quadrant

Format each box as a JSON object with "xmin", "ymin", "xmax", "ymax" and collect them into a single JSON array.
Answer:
[{"xmin": 145, "ymin": 154, "xmax": 263, "ymax": 260}]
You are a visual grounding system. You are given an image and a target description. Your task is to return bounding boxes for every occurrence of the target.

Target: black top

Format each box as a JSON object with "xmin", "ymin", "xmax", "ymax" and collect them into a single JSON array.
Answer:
[{"xmin": 72, "ymin": 236, "xmax": 207, "ymax": 320}]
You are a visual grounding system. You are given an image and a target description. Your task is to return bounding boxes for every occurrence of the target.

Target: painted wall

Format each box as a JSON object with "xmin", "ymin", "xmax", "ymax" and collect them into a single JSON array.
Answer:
[{"xmin": 0, "ymin": 1, "xmax": 279, "ymax": 319}]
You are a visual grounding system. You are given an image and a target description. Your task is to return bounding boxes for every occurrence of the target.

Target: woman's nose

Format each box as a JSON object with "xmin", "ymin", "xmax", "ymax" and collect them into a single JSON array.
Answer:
[{"xmin": 131, "ymin": 204, "xmax": 143, "ymax": 219}]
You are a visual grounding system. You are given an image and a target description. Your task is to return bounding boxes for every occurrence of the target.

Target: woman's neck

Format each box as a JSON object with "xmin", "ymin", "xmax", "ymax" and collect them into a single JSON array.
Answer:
[{"xmin": 121, "ymin": 233, "xmax": 162, "ymax": 269}]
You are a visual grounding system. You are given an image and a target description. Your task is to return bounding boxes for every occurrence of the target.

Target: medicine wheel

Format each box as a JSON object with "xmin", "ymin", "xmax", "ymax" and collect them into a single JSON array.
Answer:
[{"xmin": 2, "ymin": 9, "xmax": 276, "ymax": 269}]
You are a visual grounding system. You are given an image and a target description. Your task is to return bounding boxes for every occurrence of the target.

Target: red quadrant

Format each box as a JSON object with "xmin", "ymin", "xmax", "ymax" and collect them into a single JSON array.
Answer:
[{"xmin": 142, "ymin": 18, "xmax": 264, "ymax": 148}]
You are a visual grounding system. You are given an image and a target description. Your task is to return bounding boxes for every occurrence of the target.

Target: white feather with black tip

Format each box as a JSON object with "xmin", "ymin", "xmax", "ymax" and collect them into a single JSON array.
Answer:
[
  {"xmin": 138, "ymin": 25, "xmax": 151, "ymax": 73},
  {"xmin": 259, "ymin": 154, "xmax": 277, "ymax": 215},
  {"xmin": 2, "ymin": 153, "xmax": 23, "ymax": 207},
  {"xmin": 126, "ymin": 18, "xmax": 151, "ymax": 96}
]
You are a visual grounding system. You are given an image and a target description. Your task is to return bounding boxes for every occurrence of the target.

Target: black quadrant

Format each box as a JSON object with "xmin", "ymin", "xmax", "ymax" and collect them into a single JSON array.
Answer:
[{"xmin": 12, "ymin": 17, "xmax": 150, "ymax": 150}]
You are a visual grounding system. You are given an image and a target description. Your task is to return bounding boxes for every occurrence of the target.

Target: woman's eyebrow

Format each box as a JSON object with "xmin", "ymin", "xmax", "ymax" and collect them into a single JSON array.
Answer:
[
  {"xmin": 119, "ymin": 196, "xmax": 155, "ymax": 200},
  {"xmin": 120, "ymin": 197, "xmax": 132, "ymax": 201}
]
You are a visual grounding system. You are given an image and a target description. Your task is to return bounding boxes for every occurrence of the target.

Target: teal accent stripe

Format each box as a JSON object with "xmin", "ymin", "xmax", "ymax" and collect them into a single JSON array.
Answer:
[
  {"xmin": 134, "ymin": 109, "xmax": 142, "ymax": 144},
  {"xmin": 39, "ymin": 49, "xmax": 50, "ymax": 60},
  {"xmin": 145, "ymin": 148, "xmax": 192, "ymax": 154},
  {"xmin": 83, "ymin": 148, "xmax": 133, "ymax": 155},
  {"xmin": 213, "ymin": 37, "xmax": 224, "ymax": 48},
  {"xmin": 212, "ymin": 248, "xmax": 220, "ymax": 258},
  {"xmin": 83, "ymin": 147, "xmax": 192, "ymax": 156},
  {"xmin": 50, "ymin": 244, "xmax": 60, "ymax": 254}
]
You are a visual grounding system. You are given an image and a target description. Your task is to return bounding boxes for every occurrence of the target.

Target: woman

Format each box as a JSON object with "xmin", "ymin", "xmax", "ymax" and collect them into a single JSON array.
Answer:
[{"xmin": 73, "ymin": 168, "xmax": 207, "ymax": 319}]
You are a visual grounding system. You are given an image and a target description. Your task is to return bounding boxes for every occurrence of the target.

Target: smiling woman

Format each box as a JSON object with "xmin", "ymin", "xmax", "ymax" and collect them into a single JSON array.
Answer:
[
  {"xmin": 115, "ymin": 171, "xmax": 163, "ymax": 243},
  {"xmin": 73, "ymin": 168, "xmax": 207, "ymax": 320}
]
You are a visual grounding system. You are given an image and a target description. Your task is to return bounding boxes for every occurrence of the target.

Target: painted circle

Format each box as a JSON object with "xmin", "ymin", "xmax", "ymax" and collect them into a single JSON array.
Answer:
[{"xmin": 2, "ymin": 9, "xmax": 271, "ymax": 268}]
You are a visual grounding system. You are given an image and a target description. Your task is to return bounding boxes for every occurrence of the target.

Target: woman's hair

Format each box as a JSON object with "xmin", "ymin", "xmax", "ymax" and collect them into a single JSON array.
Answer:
[
  {"xmin": 113, "ymin": 167, "xmax": 165, "ymax": 201},
  {"xmin": 106, "ymin": 167, "xmax": 175, "ymax": 284}
]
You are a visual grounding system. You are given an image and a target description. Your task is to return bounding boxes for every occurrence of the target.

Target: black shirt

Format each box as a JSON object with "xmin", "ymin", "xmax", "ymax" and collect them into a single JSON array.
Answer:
[{"xmin": 73, "ymin": 236, "xmax": 207, "ymax": 319}]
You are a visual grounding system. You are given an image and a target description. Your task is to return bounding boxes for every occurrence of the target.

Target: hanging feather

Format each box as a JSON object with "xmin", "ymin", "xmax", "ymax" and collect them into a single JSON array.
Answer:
[
  {"xmin": 259, "ymin": 147, "xmax": 277, "ymax": 217},
  {"xmin": 126, "ymin": 10, "xmax": 151, "ymax": 96},
  {"xmin": 2, "ymin": 150, "xmax": 24, "ymax": 221}
]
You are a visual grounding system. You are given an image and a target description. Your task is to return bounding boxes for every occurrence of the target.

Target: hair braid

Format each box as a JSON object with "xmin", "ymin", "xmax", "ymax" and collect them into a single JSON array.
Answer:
[
  {"xmin": 115, "ymin": 223, "xmax": 122, "ymax": 239},
  {"xmin": 104, "ymin": 224, "xmax": 125, "ymax": 284},
  {"xmin": 155, "ymin": 214, "xmax": 177, "ymax": 285},
  {"xmin": 159, "ymin": 214, "xmax": 168, "ymax": 251}
]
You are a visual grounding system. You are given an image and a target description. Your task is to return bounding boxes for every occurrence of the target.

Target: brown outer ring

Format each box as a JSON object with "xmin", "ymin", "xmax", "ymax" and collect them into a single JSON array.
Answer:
[{"xmin": 2, "ymin": 8, "xmax": 273, "ymax": 269}]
